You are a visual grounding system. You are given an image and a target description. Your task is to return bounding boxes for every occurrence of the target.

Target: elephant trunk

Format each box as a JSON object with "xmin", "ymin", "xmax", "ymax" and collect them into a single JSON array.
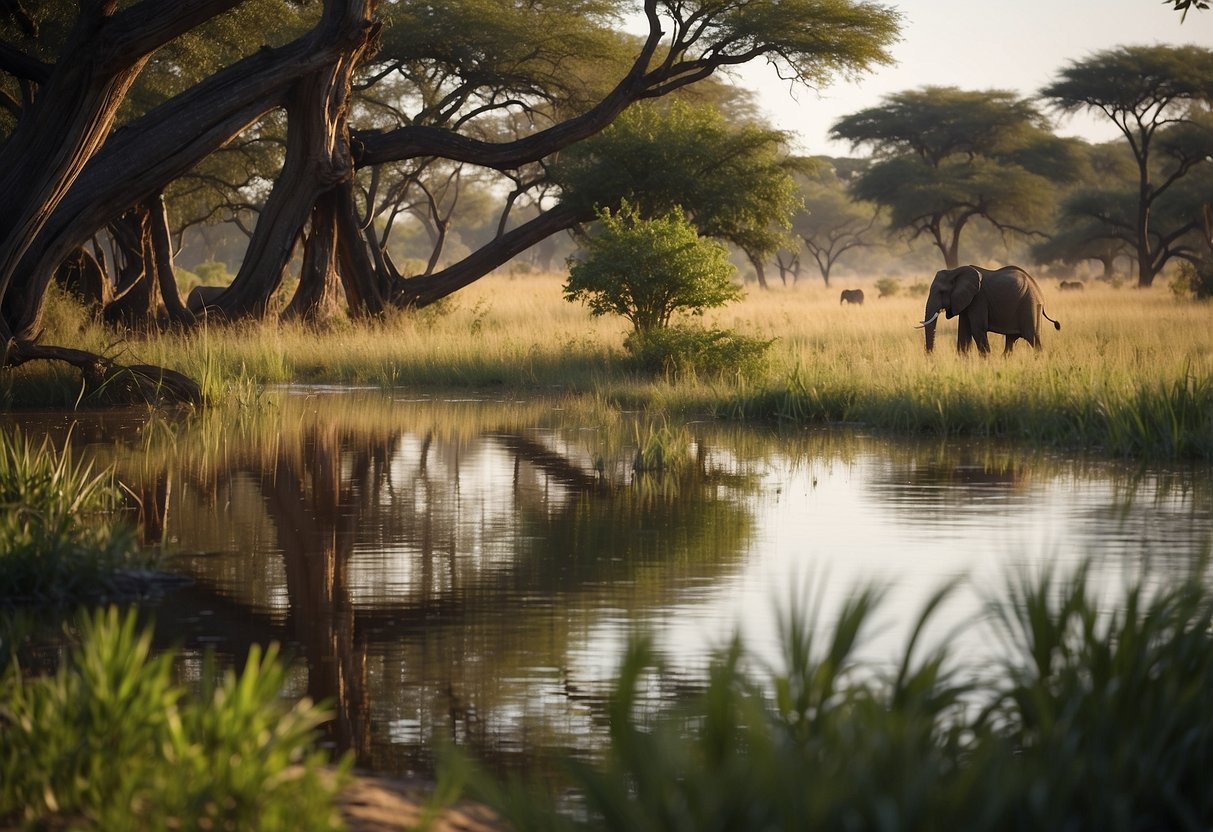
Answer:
[{"xmin": 919, "ymin": 300, "xmax": 941, "ymax": 353}]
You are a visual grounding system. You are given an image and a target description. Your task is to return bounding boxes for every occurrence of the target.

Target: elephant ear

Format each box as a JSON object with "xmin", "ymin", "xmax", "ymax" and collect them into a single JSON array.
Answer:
[{"xmin": 950, "ymin": 266, "xmax": 981, "ymax": 315}]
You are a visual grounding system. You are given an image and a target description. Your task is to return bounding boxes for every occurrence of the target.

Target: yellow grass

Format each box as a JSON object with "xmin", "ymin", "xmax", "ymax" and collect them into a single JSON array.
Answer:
[{"xmin": 12, "ymin": 272, "xmax": 1213, "ymax": 457}]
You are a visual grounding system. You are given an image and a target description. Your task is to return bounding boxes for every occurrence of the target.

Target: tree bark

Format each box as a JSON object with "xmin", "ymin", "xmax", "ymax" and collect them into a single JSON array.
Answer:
[
  {"xmin": 210, "ymin": 0, "xmax": 380, "ymax": 320},
  {"xmin": 2, "ymin": 0, "xmax": 379, "ymax": 342},
  {"xmin": 0, "ymin": 0, "xmax": 242, "ymax": 341},
  {"xmin": 103, "ymin": 204, "xmax": 158, "ymax": 329},
  {"xmin": 393, "ymin": 201, "xmax": 589, "ymax": 307},
  {"xmin": 333, "ymin": 183, "xmax": 387, "ymax": 316},
  {"xmin": 285, "ymin": 190, "xmax": 341, "ymax": 322}
]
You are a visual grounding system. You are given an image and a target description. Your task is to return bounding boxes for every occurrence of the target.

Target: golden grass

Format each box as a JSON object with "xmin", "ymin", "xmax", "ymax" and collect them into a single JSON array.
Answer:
[{"xmin": 11, "ymin": 272, "xmax": 1213, "ymax": 457}]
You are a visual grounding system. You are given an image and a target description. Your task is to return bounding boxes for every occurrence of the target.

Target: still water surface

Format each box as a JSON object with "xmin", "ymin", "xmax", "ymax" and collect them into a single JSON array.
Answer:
[{"xmin": 10, "ymin": 388, "xmax": 1213, "ymax": 777}]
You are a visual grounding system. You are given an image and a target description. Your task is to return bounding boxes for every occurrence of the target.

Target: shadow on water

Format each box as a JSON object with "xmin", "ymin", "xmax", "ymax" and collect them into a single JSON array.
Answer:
[{"xmin": 5, "ymin": 388, "xmax": 1213, "ymax": 779}]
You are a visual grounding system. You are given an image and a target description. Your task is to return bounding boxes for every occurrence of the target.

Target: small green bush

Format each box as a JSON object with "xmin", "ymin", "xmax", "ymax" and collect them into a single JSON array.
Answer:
[
  {"xmin": 193, "ymin": 260, "xmax": 234, "ymax": 285},
  {"xmin": 875, "ymin": 276, "xmax": 901, "ymax": 298},
  {"xmin": 624, "ymin": 324, "xmax": 773, "ymax": 378},
  {"xmin": 565, "ymin": 203, "xmax": 741, "ymax": 335},
  {"xmin": 0, "ymin": 431, "xmax": 152, "ymax": 605},
  {"xmin": 1173, "ymin": 258, "xmax": 1213, "ymax": 300},
  {"xmin": 0, "ymin": 607, "xmax": 346, "ymax": 830}
]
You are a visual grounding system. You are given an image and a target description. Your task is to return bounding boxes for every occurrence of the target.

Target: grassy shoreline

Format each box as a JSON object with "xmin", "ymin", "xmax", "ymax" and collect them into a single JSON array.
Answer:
[{"xmin": 6, "ymin": 272, "xmax": 1212, "ymax": 459}]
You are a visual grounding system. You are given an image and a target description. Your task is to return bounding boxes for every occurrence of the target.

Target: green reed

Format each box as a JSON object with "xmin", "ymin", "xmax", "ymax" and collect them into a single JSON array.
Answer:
[
  {"xmin": 442, "ymin": 558, "xmax": 1213, "ymax": 830},
  {"xmin": 0, "ymin": 607, "xmax": 346, "ymax": 831},
  {"xmin": 0, "ymin": 430, "xmax": 153, "ymax": 605}
]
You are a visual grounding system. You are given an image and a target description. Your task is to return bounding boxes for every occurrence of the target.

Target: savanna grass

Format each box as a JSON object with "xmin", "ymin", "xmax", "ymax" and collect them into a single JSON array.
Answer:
[
  {"xmin": 444, "ymin": 559, "xmax": 1213, "ymax": 830},
  {"xmin": 0, "ymin": 607, "xmax": 346, "ymax": 831},
  {"xmin": 16, "ymin": 273, "xmax": 1213, "ymax": 457},
  {"xmin": 0, "ymin": 429, "xmax": 153, "ymax": 604}
]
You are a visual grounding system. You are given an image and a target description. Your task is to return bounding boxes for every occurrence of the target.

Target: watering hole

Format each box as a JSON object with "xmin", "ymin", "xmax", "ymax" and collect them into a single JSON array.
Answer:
[{"xmin": 10, "ymin": 387, "xmax": 1213, "ymax": 777}]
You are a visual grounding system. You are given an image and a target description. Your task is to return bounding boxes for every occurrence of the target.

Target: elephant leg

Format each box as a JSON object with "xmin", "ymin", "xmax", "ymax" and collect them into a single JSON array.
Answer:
[
  {"xmin": 957, "ymin": 317, "xmax": 973, "ymax": 353},
  {"xmin": 973, "ymin": 328, "xmax": 991, "ymax": 354},
  {"xmin": 1004, "ymin": 335, "xmax": 1018, "ymax": 355}
]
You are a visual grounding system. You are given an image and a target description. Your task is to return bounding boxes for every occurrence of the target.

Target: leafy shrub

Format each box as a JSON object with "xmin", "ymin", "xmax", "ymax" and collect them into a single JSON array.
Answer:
[
  {"xmin": 1172, "ymin": 258, "xmax": 1213, "ymax": 300},
  {"xmin": 624, "ymin": 324, "xmax": 773, "ymax": 378},
  {"xmin": 875, "ymin": 276, "xmax": 901, "ymax": 297},
  {"xmin": 193, "ymin": 260, "xmax": 234, "ymax": 285},
  {"xmin": 565, "ymin": 203, "xmax": 741, "ymax": 334},
  {"xmin": 0, "ymin": 431, "xmax": 151, "ymax": 605},
  {"xmin": 0, "ymin": 607, "xmax": 346, "ymax": 831}
]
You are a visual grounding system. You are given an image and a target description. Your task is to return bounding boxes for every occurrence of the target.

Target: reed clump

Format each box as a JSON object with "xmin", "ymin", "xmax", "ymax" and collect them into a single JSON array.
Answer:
[
  {"xmin": 0, "ymin": 430, "xmax": 154, "ymax": 605},
  {"xmin": 446, "ymin": 560, "xmax": 1213, "ymax": 830}
]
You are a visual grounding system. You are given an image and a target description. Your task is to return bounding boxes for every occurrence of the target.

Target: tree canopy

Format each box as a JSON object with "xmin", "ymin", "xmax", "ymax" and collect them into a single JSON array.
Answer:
[
  {"xmin": 552, "ymin": 99, "xmax": 803, "ymax": 286},
  {"xmin": 830, "ymin": 87, "xmax": 1084, "ymax": 269},
  {"xmin": 1040, "ymin": 44, "xmax": 1213, "ymax": 286}
]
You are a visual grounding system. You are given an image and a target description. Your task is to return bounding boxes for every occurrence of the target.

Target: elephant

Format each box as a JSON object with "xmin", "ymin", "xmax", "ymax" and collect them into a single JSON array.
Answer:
[
  {"xmin": 916, "ymin": 265, "xmax": 1060, "ymax": 355},
  {"xmin": 1059, "ymin": 280, "xmax": 1084, "ymax": 291},
  {"xmin": 840, "ymin": 289, "xmax": 864, "ymax": 305}
]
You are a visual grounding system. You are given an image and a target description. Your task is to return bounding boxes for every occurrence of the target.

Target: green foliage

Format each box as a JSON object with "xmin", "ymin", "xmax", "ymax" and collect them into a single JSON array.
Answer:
[
  {"xmin": 564, "ymin": 204, "xmax": 741, "ymax": 334},
  {"xmin": 874, "ymin": 277, "xmax": 900, "ymax": 298},
  {"xmin": 1175, "ymin": 258, "xmax": 1213, "ymax": 299},
  {"xmin": 1041, "ymin": 46, "xmax": 1213, "ymax": 285},
  {"xmin": 0, "ymin": 607, "xmax": 346, "ymax": 831},
  {"xmin": 986, "ymin": 562, "xmax": 1213, "ymax": 827},
  {"xmin": 0, "ymin": 431, "xmax": 150, "ymax": 605},
  {"xmin": 449, "ymin": 563, "xmax": 1213, "ymax": 830},
  {"xmin": 1042, "ymin": 45, "xmax": 1213, "ymax": 119},
  {"xmin": 624, "ymin": 325, "xmax": 773, "ymax": 378},
  {"xmin": 194, "ymin": 260, "xmax": 235, "ymax": 285},
  {"xmin": 553, "ymin": 100, "xmax": 802, "ymax": 257},
  {"xmin": 831, "ymin": 87, "xmax": 1084, "ymax": 266}
]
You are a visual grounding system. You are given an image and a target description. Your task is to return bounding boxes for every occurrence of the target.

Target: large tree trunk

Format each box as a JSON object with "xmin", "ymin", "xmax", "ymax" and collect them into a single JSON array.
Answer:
[
  {"xmin": 0, "ymin": 0, "xmax": 242, "ymax": 343},
  {"xmin": 333, "ymin": 183, "xmax": 388, "ymax": 316},
  {"xmin": 2, "ymin": 0, "xmax": 378, "ymax": 343},
  {"xmin": 210, "ymin": 0, "xmax": 379, "ymax": 320},
  {"xmin": 284, "ymin": 190, "xmax": 341, "ymax": 322},
  {"xmin": 98, "ymin": 193, "xmax": 190, "ymax": 329},
  {"xmin": 103, "ymin": 204, "xmax": 159, "ymax": 329}
]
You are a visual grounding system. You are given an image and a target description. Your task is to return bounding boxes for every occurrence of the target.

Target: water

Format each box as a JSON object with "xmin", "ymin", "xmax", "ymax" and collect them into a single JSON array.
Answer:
[{"xmin": 6, "ymin": 389, "xmax": 1212, "ymax": 777}]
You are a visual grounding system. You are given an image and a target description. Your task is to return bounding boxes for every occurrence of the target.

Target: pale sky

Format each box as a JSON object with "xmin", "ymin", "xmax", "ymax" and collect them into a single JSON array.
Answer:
[{"xmin": 734, "ymin": 0, "xmax": 1213, "ymax": 156}]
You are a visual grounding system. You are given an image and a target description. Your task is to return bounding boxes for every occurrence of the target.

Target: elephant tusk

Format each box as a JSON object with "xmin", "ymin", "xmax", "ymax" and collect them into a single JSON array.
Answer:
[{"xmin": 915, "ymin": 310, "xmax": 941, "ymax": 328}]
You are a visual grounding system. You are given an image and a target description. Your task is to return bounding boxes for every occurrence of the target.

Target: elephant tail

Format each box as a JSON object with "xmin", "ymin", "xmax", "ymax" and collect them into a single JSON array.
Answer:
[{"xmin": 1043, "ymin": 309, "xmax": 1061, "ymax": 331}]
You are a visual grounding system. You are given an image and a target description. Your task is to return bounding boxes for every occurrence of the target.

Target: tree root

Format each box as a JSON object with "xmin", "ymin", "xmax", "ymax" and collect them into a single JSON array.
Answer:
[{"xmin": 4, "ymin": 342, "xmax": 203, "ymax": 407}]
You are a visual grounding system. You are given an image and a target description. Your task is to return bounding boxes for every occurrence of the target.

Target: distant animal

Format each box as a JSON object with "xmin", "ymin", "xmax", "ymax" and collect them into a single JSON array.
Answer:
[
  {"xmin": 186, "ymin": 284, "xmax": 227, "ymax": 315},
  {"xmin": 840, "ymin": 289, "xmax": 865, "ymax": 305},
  {"xmin": 916, "ymin": 265, "xmax": 1060, "ymax": 355},
  {"xmin": 1059, "ymin": 280, "xmax": 1084, "ymax": 291}
]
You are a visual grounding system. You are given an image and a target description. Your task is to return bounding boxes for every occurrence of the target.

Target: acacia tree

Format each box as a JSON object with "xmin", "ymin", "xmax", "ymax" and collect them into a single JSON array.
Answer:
[
  {"xmin": 1040, "ymin": 45, "xmax": 1213, "ymax": 287},
  {"xmin": 0, "ymin": 0, "xmax": 900, "ymax": 395},
  {"xmin": 830, "ymin": 87, "xmax": 1083, "ymax": 270},
  {"xmin": 1036, "ymin": 132, "xmax": 1212, "ymax": 281},
  {"xmin": 552, "ymin": 99, "xmax": 803, "ymax": 289},
  {"xmin": 790, "ymin": 158, "xmax": 881, "ymax": 286}
]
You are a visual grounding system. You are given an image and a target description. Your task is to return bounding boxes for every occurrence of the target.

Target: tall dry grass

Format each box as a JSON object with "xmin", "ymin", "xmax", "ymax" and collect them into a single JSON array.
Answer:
[{"xmin": 10, "ymin": 272, "xmax": 1213, "ymax": 457}]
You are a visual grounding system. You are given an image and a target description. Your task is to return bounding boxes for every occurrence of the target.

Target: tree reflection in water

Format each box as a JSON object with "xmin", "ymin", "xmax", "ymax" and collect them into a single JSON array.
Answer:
[
  {"xmin": 62, "ymin": 397, "xmax": 758, "ymax": 776},
  {"xmin": 6, "ymin": 391, "xmax": 1212, "ymax": 781}
]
